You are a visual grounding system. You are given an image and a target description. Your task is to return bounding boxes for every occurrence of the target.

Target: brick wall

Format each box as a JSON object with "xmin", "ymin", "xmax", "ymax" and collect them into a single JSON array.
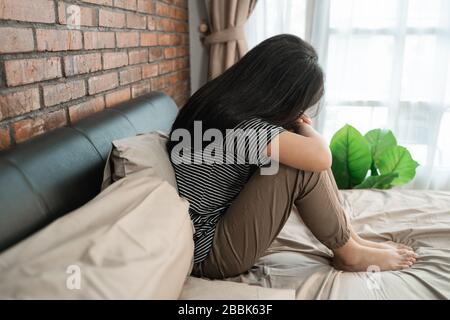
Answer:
[{"xmin": 0, "ymin": 0, "xmax": 190, "ymax": 150}]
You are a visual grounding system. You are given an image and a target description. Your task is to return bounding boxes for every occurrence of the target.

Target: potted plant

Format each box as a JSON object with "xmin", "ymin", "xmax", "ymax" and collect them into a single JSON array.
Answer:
[{"xmin": 330, "ymin": 124, "xmax": 419, "ymax": 190}]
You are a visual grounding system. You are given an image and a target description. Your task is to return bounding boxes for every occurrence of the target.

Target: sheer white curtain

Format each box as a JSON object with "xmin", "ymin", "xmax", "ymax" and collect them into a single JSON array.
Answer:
[
  {"xmin": 246, "ymin": 0, "xmax": 450, "ymax": 190},
  {"xmin": 245, "ymin": 0, "xmax": 308, "ymax": 48}
]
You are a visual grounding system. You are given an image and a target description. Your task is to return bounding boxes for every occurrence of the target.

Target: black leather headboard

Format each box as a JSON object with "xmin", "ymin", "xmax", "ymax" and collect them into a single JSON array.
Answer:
[{"xmin": 0, "ymin": 92, "xmax": 179, "ymax": 252}]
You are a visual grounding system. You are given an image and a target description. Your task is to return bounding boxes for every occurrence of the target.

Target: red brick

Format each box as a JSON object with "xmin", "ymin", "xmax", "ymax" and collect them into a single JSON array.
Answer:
[
  {"xmin": 147, "ymin": 16, "xmax": 156, "ymax": 30},
  {"xmin": 175, "ymin": 21, "xmax": 188, "ymax": 33},
  {"xmin": 142, "ymin": 63, "xmax": 158, "ymax": 78},
  {"xmin": 155, "ymin": 2, "xmax": 171, "ymax": 17},
  {"xmin": 81, "ymin": 0, "xmax": 113, "ymax": 6},
  {"xmin": 88, "ymin": 72, "xmax": 119, "ymax": 94},
  {"xmin": 159, "ymin": 60, "xmax": 175, "ymax": 74},
  {"xmin": 0, "ymin": 126, "xmax": 11, "ymax": 150},
  {"xmin": 0, "ymin": 0, "xmax": 55, "ymax": 23},
  {"xmin": 0, "ymin": 88, "xmax": 40, "ymax": 121},
  {"xmin": 0, "ymin": 27, "xmax": 34, "ymax": 54},
  {"xmin": 5, "ymin": 57, "xmax": 62, "ymax": 87},
  {"xmin": 149, "ymin": 47, "xmax": 163, "ymax": 61},
  {"xmin": 99, "ymin": 9, "xmax": 126, "ymax": 28},
  {"xmin": 69, "ymin": 96, "xmax": 105, "ymax": 122},
  {"xmin": 173, "ymin": 0, "xmax": 187, "ymax": 8},
  {"xmin": 157, "ymin": 18, "xmax": 176, "ymax": 32},
  {"xmin": 160, "ymin": 86, "xmax": 175, "ymax": 98},
  {"xmin": 64, "ymin": 53, "xmax": 102, "ymax": 76},
  {"xmin": 129, "ymin": 48, "xmax": 148, "ymax": 65},
  {"xmin": 114, "ymin": 0, "xmax": 137, "ymax": 10},
  {"xmin": 151, "ymin": 72, "xmax": 180, "ymax": 90},
  {"xmin": 84, "ymin": 31, "xmax": 115, "ymax": 50},
  {"xmin": 0, "ymin": 0, "xmax": 190, "ymax": 146},
  {"xmin": 43, "ymin": 80, "xmax": 86, "ymax": 107},
  {"xmin": 155, "ymin": 2, "xmax": 187, "ymax": 20},
  {"xmin": 13, "ymin": 109, "xmax": 67, "ymax": 143},
  {"xmin": 178, "ymin": 79, "xmax": 190, "ymax": 90},
  {"xmin": 141, "ymin": 32, "xmax": 158, "ymax": 46},
  {"xmin": 36, "ymin": 29, "xmax": 82, "ymax": 52},
  {"xmin": 181, "ymin": 34, "xmax": 189, "ymax": 45},
  {"xmin": 158, "ymin": 34, "xmax": 181, "ymax": 46},
  {"xmin": 137, "ymin": 0, "xmax": 152, "ymax": 14},
  {"xmin": 179, "ymin": 69, "xmax": 189, "ymax": 81},
  {"xmin": 120, "ymin": 67, "xmax": 142, "ymax": 85},
  {"xmin": 105, "ymin": 88, "xmax": 131, "ymax": 107},
  {"xmin": 174, "ymin": 57, "xmax": 188, "ymax": 71},
  {"xmin": 150, "ymin": 76, "xmax": 165, "ymax": 90},
  {"xmin": 164, "ymin": 46, "xmax": 188, "ymax": 59},
  {"xmin": 103, "ymin": 51, "xmax": 129, "ymax": 70},
  {"xmin": 116, "ymin": 32, "xmax": 139, "ymax": 48},
  {"xmin": 13, "ymin": 118, "xmax": 44, "ymax": 143},
  {"xmin": 44, "ymin": 109, "xmax": 68, "ymax": 130},
  {"xmin": 82, "ymin": 0, "xmax": 112, "ymax": 5},
  {"xmin": 174, "ymin": 7, "xmax": 187, "ymax": 20},
  {"xmin": 131, "ymin": 80, "xmax": 151, "ymax": 98},
  {"xmin": 127, "ymin": 13, "xmax": 147, "ymax": 29},
  {"xmin": 58, "ymin": 2, "xmax": 97, "ymax": 27}
]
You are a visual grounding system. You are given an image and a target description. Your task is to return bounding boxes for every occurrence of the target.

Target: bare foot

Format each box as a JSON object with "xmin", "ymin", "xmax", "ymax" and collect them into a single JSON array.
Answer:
[
  {"xmin": 333, "ymin": 239, "xmax": 417, "ymax": 272},
  {"xmin": 385, "ymin": 241, "xmax": 413, "ymax": 251},
  {"xmin": 350, "ymin": 229, "xmax": 413, "ymax": 251}
]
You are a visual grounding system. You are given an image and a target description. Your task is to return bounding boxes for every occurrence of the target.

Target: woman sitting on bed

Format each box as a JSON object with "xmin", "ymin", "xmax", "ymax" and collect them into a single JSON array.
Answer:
[{"xmin": 167, "ymin": 34, "xmax": 418, "ymax": 279}]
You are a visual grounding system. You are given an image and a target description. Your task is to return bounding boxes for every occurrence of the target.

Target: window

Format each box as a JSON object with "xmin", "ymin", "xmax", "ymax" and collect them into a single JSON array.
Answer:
[
  {"xmin": 246, "ymin": 0, "xmax": 450, "ymax": 189},
  {"xmin": 320, "ymin": 0, "xmax": 450, "ymax": 182}
]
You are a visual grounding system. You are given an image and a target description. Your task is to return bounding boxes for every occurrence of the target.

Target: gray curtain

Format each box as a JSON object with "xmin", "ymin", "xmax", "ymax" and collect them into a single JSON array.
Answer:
[{"xmin": 204, "ymin": 0, "xmax": 258, "ymax": 80}]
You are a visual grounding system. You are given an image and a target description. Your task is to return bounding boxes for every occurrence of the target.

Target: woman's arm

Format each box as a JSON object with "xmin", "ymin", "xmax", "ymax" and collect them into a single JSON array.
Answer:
[{"xmin": 266, "ymin": 118, "xmax": 332, "ymax": 172}]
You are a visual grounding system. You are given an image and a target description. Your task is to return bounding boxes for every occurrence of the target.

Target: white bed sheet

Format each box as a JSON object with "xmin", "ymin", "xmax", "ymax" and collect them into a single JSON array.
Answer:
[{"xmin": 224, "ymin": 189, "xmax": 450, "ymax": 300}]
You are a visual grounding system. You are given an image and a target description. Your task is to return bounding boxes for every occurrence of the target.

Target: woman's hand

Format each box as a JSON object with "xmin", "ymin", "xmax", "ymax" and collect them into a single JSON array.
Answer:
[
  {"xmin": 298, "ymin": 114, "xmax": 313, "ymax": 125},
  {"xmin": 266, "ymin": 114, "xmax": 332, "ymax": 172},
  {"xmin": 296, "ymin": 115, "xmax": 316, "ymax": 138}
]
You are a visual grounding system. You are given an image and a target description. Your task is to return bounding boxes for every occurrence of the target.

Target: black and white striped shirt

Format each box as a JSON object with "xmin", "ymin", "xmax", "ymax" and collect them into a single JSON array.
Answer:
[{"xmin": 171, "ymin": 118, "xmax": 285, "ymax": 264}]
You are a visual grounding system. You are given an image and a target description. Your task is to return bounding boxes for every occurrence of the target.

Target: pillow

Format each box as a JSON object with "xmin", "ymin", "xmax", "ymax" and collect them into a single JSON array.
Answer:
[
  {"xmin": 102, "ymin": 132, "xmax": 177, "ymax": 190},
  {"xmin": 0, "ymin": 169, "xmax": 194, "ymax": 299}
]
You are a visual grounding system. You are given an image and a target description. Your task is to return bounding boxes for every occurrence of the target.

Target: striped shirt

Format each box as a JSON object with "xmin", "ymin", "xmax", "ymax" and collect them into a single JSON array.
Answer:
[{"xmin": 171, "ymin": 118, "xmax": 285, "ymax": 264}]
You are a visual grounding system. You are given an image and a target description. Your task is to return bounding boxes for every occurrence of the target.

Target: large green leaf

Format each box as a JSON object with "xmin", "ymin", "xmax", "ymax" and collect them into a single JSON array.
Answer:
[
  {"xmin": 369, "ymin": 161, "xmax": 379, "ymax": 176},
  {"xmin": 365, "ymin": 129, "xmax": 397, "ymax": 176},
  {"xmin": 364, "ymin": 129, "xmax": 397, "ymax": 160},
  {"xmin": 375, "ymin": 146, "xmax": 419, "ymax": 186},
  {"xmin": 330, "ymin": 124, "xmax": 372, "ymax": 189},
  {"xmin": 354, "ymin": 173, "xmax": 399, "ymax": 189}
]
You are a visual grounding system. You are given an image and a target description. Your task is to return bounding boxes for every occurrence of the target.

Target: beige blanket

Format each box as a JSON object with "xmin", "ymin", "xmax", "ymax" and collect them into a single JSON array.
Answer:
[
  {"xmin": 228, "ymin": 189, "xmax": 450, "ymax": 300},
  {"xmin": 0, "ymin": 171, "xmax": 195, "ymax": 299},
  {"xmin": 0, "ymin": 170, "xmax": 294, "ymax": 300}
]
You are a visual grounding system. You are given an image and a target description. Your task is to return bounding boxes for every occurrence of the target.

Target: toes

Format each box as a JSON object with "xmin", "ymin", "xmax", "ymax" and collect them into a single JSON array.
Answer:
[
  {"xmin": 387, "ymin": 241, "xmax": 414, "ymax": 251},
  {"xmin": 398, "ymin": 250, "xmax": 417, "ymax": 265},
  {"xmin": 398, "ymin": 249, "xmax": 416, "ymax": 257},
  {"xmin": 407, "ymin": 252, "xmax": 419, "ymax": 259},
  {"xmin": 403, "ymin": 259, "xmax": 415, "ymax": 267}
]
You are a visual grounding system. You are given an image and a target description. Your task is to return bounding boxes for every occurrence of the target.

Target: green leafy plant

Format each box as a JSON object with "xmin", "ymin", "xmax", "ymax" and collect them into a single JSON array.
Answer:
[{"xmin": 330, "ymin": 124, "xmax": 419, "ymax": 189}]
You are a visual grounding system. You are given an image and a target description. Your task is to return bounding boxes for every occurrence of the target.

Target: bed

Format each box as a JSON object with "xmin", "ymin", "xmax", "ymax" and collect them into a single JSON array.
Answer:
[
  {"xmin": 229, "ymin": 189, "xmax": 450, "ymax": 300},
  {"xmin": 0, "ymin": 92, "xmax": 449, "ymax": 300}
]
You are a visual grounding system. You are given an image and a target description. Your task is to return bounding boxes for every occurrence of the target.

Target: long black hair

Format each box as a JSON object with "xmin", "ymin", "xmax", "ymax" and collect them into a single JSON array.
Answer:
[{"xmin": 167, "ymin": 34, "xmax": 324, "ymax": 152}]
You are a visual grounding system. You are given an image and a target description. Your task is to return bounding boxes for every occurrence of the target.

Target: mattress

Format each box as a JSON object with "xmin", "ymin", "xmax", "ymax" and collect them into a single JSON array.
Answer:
[{"xmin": 227, "ymin": 189, "xmax": 450, "ymax": 300}]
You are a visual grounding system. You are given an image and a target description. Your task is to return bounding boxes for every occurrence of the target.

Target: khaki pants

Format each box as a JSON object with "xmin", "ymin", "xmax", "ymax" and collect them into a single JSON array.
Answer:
[{"xmin": 191, "ymin": 164, "xmax": 351, "ymax": 279}]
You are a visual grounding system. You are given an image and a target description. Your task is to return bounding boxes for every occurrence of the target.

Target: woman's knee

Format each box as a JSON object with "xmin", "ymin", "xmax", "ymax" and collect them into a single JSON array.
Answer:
[{"xmin": 256, "ymin": 163, "xmax": 300, "ymax": 183}]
